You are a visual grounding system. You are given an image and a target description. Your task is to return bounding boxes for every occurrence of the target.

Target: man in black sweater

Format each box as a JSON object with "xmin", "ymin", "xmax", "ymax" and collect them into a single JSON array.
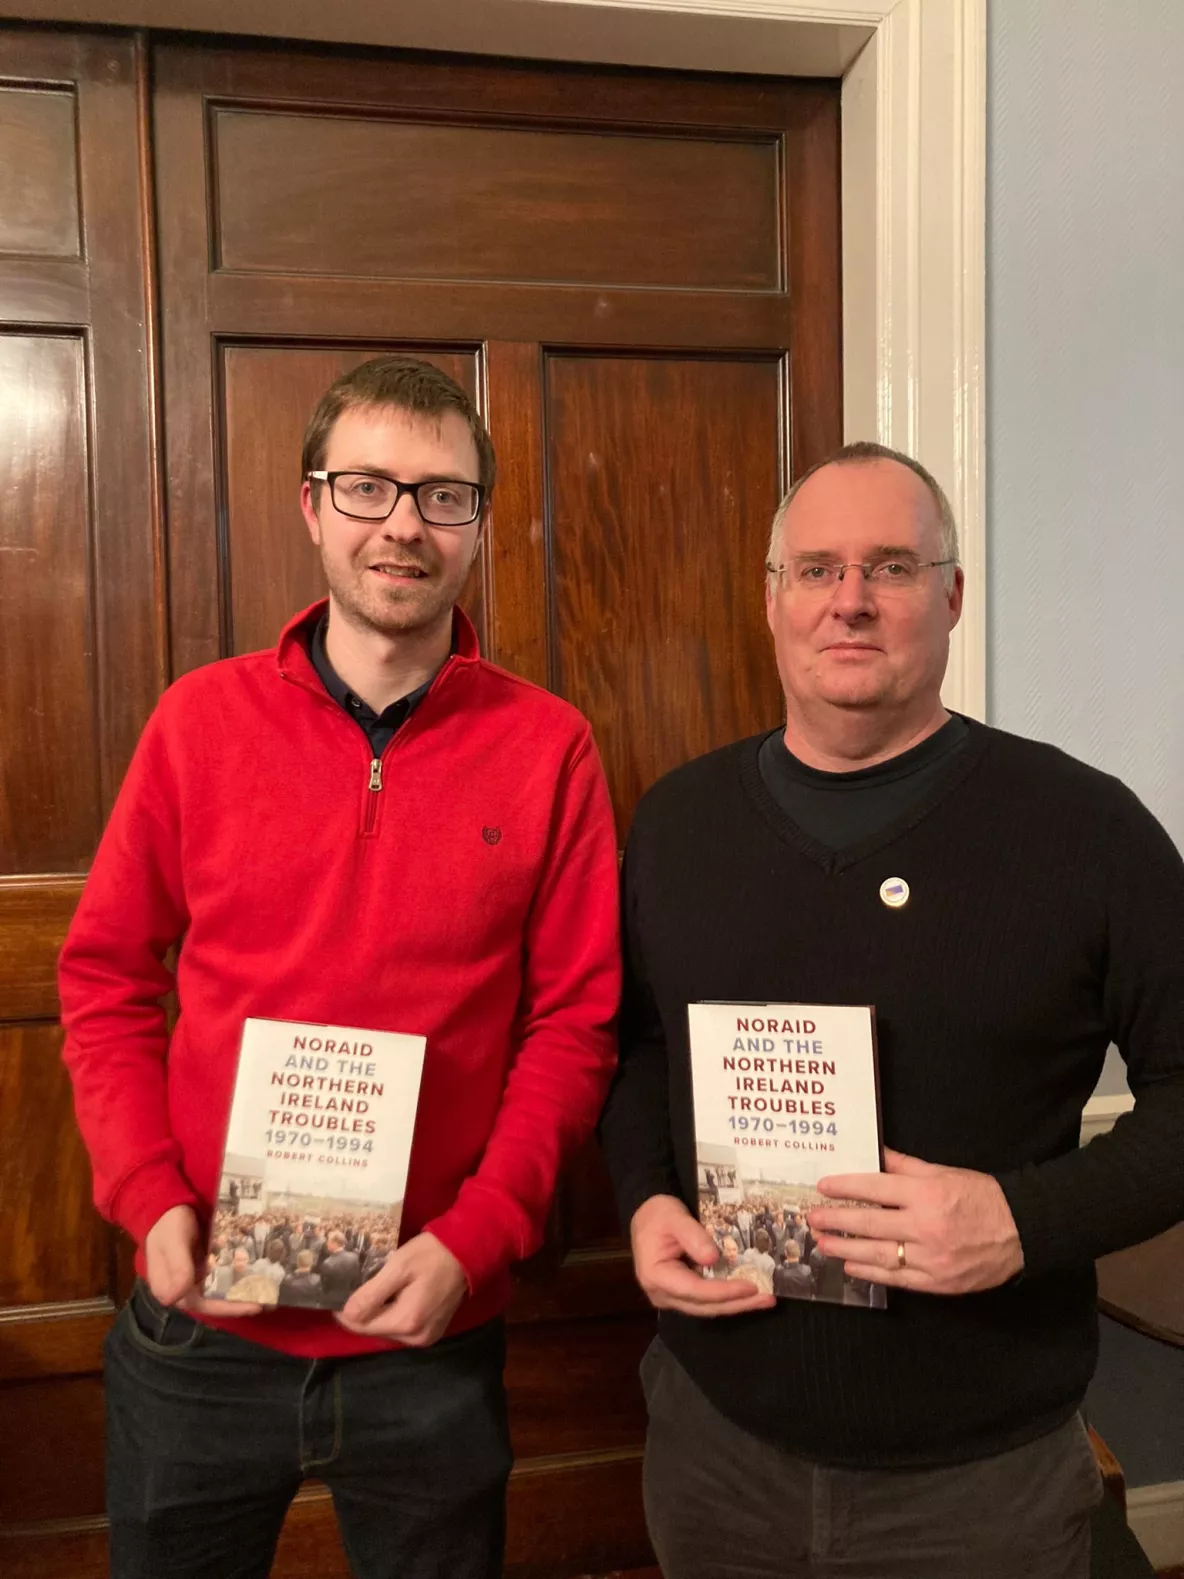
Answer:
[{"xmin": 599, "ymin": 442, "xmax": 1184, "ymax": 1579}]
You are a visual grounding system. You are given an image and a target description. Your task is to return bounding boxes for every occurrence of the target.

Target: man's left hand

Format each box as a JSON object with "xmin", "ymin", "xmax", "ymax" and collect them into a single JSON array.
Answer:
[
  {"xmin": 808, "ymin": 1148, "xmax": 1023, "ymax": 1295},
  {"xmin": 336, "ymin": 1233, "xmax": 468, "ymax": 1345}
]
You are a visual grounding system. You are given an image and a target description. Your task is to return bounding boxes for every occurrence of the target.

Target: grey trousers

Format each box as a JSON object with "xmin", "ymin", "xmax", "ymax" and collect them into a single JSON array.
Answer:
[{"xmin": 641, "ymin": 1338, "xmax": 1103, "ymax": 1579}]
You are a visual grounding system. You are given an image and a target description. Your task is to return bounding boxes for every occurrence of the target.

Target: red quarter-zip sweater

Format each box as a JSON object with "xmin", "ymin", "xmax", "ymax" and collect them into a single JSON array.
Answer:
[{"xmin": 59, "ymin": 602, "xmax": 620, "ymax": 1356}]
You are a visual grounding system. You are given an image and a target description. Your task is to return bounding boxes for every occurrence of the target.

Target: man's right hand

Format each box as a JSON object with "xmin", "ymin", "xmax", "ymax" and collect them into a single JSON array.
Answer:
[
  {"xmin": 144, "ymin": 1204, "xmax": 261, "ymax": 1316},
  {"xmin": 629, "ymin": 1195, "xmax": 776, "ymax": 1318}
]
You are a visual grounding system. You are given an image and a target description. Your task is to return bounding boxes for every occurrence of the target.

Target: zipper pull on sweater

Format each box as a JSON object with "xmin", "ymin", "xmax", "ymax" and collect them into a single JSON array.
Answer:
[{"xmin": 368, "ymin": 758, "xmax": 383, "ymax": 793}]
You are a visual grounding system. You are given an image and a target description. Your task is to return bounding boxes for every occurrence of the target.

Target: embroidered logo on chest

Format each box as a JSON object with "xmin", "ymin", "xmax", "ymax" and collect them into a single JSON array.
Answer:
[{"xmin": 482, "ymin": 826, "xmax": 502, "ymax": 846}]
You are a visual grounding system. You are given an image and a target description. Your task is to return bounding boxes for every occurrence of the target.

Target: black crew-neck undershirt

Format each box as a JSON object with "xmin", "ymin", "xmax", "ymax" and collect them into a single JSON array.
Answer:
[{"xmin": 757, "ymin": 715, "xmax": 971, "ymax": 851}]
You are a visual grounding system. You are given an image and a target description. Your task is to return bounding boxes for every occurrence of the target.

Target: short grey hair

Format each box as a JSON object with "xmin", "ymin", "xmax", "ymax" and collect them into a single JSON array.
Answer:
[{"xmin": 766, "ymin": 441, "xmax": 960, "ymax": 589}]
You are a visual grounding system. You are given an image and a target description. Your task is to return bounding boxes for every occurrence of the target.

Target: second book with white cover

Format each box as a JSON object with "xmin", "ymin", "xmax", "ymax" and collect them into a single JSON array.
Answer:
[{"xmin": 688, "ymin": 1001, "xmax": 885, "ymax": 1310}]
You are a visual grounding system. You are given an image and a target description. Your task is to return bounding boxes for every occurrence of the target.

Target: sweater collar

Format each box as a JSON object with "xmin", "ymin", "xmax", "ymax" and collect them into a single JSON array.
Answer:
[
  {"xmin": 738, "ymin": 714, "xmax": 996, "ymax": 875},
  {"xmin": 275, "ymin": 598, "xmax": 481, "ymax": 695}
]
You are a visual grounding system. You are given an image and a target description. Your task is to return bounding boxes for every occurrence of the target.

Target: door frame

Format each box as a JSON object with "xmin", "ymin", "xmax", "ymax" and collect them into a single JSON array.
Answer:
[{"xmin": 0, "ymin": 0, "xmax": 987, "ymax": 716}]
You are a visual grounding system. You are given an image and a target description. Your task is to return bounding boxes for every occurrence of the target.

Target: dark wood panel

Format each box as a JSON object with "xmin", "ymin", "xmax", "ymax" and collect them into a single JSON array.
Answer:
[
  {"xmin": 0, "ymin": 26, "xmax": 158, "ymax": 1570},
  {"xmin": 507, "ymin": 1451, "xmax": 650, "ymax": 1579},
  {"xmin": 560, "ymin": 1134, "xmax": 631, "ymax": 1254},
  {"xmin": 153, "ymin": 59, "xmax": 217, "ymax": 680},
  {"xmin": 545, "ymin": 353, "xmax": 787, "ymax": 838},
  {"xmin": 0, "ymin": 877, "xmax": 84, "ymax": 1019},
  {"xmin": 220, "ymin": 342, "xmax": 484, "ymax": 658},
  {"xmin": 0, "ymin": 1453, "xmax": 652, "ymax": 1579},
  {"xmin": 510, "ymin": 1252, "xmax": 647, "ymax": 1325},
  {"xmin": 0, "ymin": 1024, "xmax": 110, "ymax": 1307},
  {"xmin": 272, "ymin": 1488, "xmax": 351, "ymax": 1579},
  {"xmin": 207, "ymin": 271, "xmax": 794, "ymax": 351},
  {"xmin": 156, "ymin": 39, "xmax": 803, "ymax": 134},
  {"xmin": 506, "ymin": 1316, "xmax": 649, "ymax": 1460},
  {"xmin": 484, "ymin": 341, "xmax": 548, "ymax": 686},
  {"xmin": 0, "ymin": 256, "xmax": 89, "ymax": 324},
  {"xmin": 783, "ymin": 83, "xmax": 842, "ymax": 477},
  {"xmin": 81, "ymin": 31, "xmax": 167, "ymax": 809},
  {"xmin": 0, "ymin": 33, "xmax": 159, "ymax": 832},
  {"xmin": 0, "ymin": 1521, "xmax": 108, "ymax": 1579},
  {"xmin": 1097, "ymin": 1221, "xmax": 1184, "ymax": 1348},
  {"xmin": 214, "ymin": 110, "xmax": 779, "ymax": 292},
  {"xmin": 0, "ymin": 332, "xmax": 99, "ymax": 875},
  {"xmin": 0, "ymin": 86, "xmax": 80, "ymax": 259},
  {"xmin": 0, "ymin": 1375, "xmax": 106, "ymax": 1522},
  {"xmin": 0, "ymin": 1301, "xmax": 112, "ymax": 1383}
]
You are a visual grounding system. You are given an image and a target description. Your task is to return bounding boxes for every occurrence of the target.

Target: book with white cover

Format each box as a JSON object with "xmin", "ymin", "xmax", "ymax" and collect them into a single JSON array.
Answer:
[
  {"xmin": 208, "ymin": 1017, "xmax": 426, "ymax": 1311},
  {"xmin": 688, "ymin": 1001, "xmax": 885, "ymax": 1310}
]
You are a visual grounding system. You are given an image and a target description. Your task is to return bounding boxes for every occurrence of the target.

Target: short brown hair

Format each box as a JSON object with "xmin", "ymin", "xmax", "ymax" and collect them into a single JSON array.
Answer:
[{"xmin": 302, "ymin": 355, "xmax": 496, "ymax": 497}]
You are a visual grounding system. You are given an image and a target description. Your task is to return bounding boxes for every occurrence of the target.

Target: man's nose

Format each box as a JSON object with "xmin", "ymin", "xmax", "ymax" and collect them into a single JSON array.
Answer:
[
  {"xmin": 830, "ymin": 563, "xmax": 876, "ymax": 616},
  {"xmin": 381, "ymin": 493, "xmax": 425, "ymax": 541}
]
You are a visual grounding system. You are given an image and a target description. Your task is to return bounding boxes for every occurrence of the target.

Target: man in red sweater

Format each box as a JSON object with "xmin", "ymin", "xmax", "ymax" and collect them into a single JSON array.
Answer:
[{"xmin": 59, "ymin": 355, "xmax": 620, "ymax": 1579}]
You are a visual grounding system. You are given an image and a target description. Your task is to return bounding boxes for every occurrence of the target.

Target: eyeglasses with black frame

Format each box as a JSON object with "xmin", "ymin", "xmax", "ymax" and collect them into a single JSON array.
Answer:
[
  {"xmin": 765, "ymin": 554, "xmax": 956, "ymax": 591},
  {"xmin": 307, "ymin": 471, "xmax": 485, "ymax": 527}
]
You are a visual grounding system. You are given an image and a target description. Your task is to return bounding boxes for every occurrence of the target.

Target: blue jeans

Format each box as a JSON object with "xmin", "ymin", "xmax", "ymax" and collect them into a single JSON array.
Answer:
[{"xmin": 104, "ymin": 1280, "xmax": 511, "ymax": 1579}]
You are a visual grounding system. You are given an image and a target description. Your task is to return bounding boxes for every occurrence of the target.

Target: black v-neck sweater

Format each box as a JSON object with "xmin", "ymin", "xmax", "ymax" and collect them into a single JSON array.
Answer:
[
  {"xmin": 600, "ymin": 718, "xmax": 1184, "ymax": 1468},
  {"xmin": 758, "ymin": 714, "xmax": 970, "ymax": 849}
]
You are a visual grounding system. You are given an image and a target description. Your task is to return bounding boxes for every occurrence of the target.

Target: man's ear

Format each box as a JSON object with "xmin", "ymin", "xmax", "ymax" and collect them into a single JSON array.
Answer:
[
  {"xmin": 946, "ymin": 564, "xmax": 965, "ymax": 630},
  {"xmin": 300, "ymin": 479, "xmax": 322, "ymax": 546}
]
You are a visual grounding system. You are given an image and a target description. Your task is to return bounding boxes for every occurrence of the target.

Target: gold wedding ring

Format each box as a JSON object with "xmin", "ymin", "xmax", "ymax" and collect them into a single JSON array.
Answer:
[{"xmin": 896, "ymin": 1241, "xmax": 907, "ymax": 1270}]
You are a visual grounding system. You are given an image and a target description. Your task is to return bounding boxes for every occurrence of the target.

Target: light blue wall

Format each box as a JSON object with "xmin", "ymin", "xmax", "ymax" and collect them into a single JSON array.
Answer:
[
  {"xmin": 987, "ymin": 0, "xmax": 1184, "ymax": 854},
  {"xmin": 988, "ymin": 0, "xmax": 1184, "ymax": 1491}
]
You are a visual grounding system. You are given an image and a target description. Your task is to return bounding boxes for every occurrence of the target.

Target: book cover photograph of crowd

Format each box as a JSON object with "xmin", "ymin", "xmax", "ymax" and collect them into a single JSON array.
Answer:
[
  {"xmin": 698, "ymin": 1146, "xmax": 886, "ymax": 1309},
  {"xmin": 205, "ymin": 1173, "xmax": 403, "ymax": 1310}
]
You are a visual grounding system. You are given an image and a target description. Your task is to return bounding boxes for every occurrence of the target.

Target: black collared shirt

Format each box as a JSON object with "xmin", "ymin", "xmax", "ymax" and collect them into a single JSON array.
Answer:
[{"xmin": 309, "ymin": 613, "xmax": 435, "ymax": 758}]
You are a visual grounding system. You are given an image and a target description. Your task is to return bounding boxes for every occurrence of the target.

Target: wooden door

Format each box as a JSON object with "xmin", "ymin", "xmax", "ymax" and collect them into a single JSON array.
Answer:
[
  {"xmin": 0, "ymin": 25, "xmax": 160, "ymax": 1578},
  {"xmin": 152, "ymin": 38, "xmax": 840, "ymax": 1578},
  {"xmin": 0, "ymin": 27, "xmax": 840, "ymax": 1579}
]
